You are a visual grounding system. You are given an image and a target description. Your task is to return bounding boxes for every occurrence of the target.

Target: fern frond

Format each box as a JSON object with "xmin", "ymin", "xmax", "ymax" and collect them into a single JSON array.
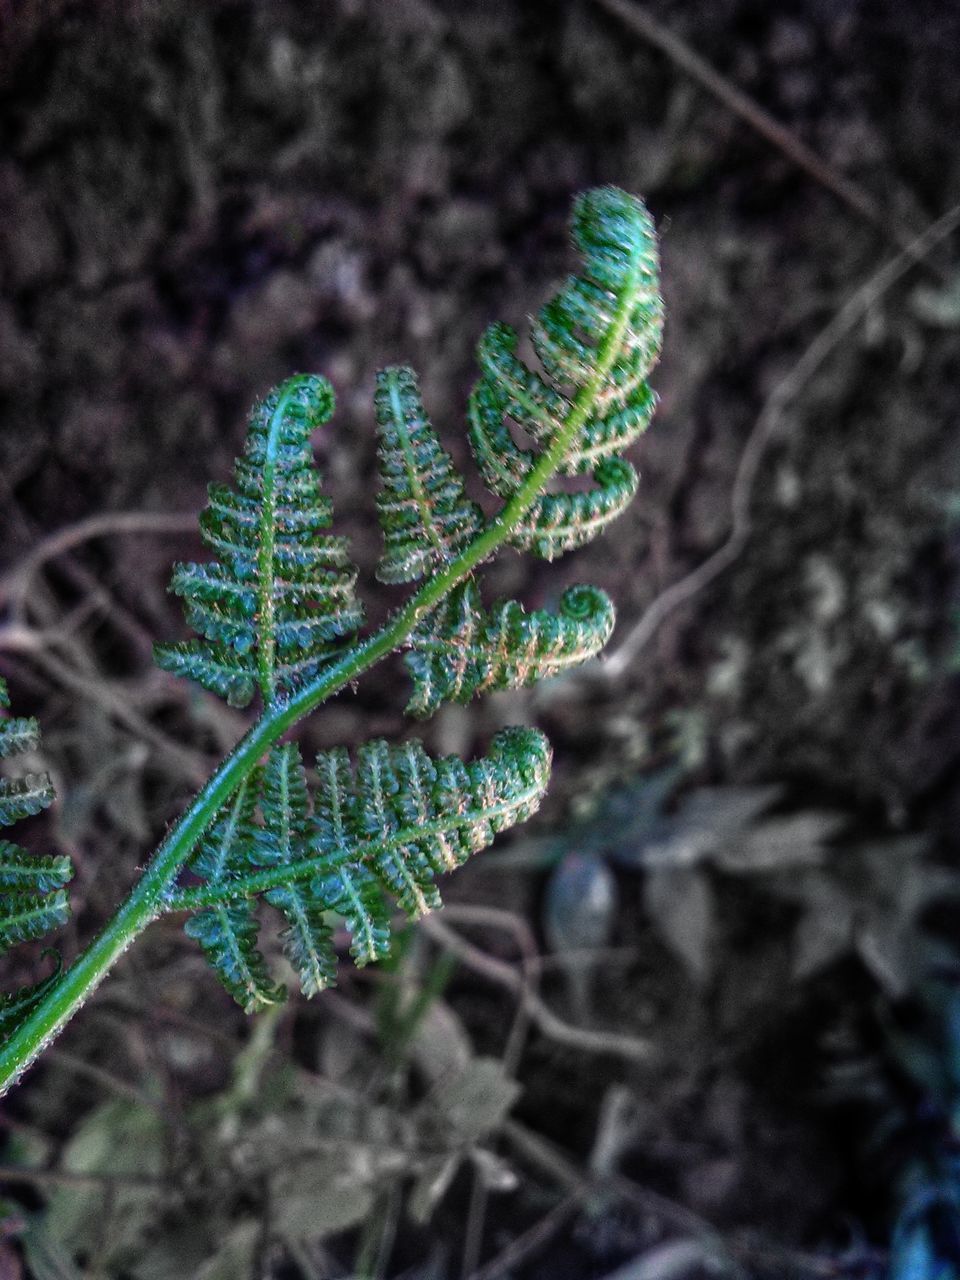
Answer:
[
  {"xmin": 468, "ymin": 187, "xmax": 661, "ymax": 559},
  {"xmin": 173, "ymin": 729, "xmax": 551, "ymax": 1006},
  {"xmin": 155, "ymin": 374, "xmax": 364, "ymax": 707},
  {"xmin": 0, "ymin": 892, "xmax": 69, "ymax": 954},
  {"xmin": 374, "ymin": 365, "xmax": 484, "ymax": 584},
  {"xmin": 0, "ymin": 677, "xmax": 67, "ymax": 960},
  {"xmin": 333, "ymin": 728, "xmax": 550, "ymax": 918},
  {"xmin": 405, "ymin": 581, "xmax": 616, "ymax": 717}
]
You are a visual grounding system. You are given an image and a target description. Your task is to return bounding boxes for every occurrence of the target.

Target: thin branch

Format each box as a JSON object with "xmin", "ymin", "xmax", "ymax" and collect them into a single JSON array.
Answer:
[
  {"xmin": 0, "ymin": 511, "xmax": 196, "ymax": 614},
  {"xmin": 419, "ymin": 915, "xmax": 655, "ymax": 1064},
  {"xmin": 502, "ymin": 1120, "xmax": 745, "ymax": 1275},
  {"xmin": 463, "ymin": 1194, "xmax": 580, "ymax": 1280},
  {"xmin": 0, "ymin": 1163, "xmax": 162, "ymax": 1190},
  {"xmin": 46, "ymin": 1048, "xmax": 168, "ymax": 1116},
  {"xmin": 13, "ymin": 642, "xmax": 211, "ymax": 785},
  {"xmin": 602, "ymin": 196, "xmax": 960, "ymax": 678}
]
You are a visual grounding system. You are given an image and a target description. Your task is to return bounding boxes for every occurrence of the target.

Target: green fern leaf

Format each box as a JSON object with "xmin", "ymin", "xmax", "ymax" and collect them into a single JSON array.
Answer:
[
  {"xmin": 0, "ymin": 842, "xmax": 72, "ymax": 896},
  {"xmin": 173, "ymin": 729, "xmax": 551, "ymax": 998},
  {"xmin": 189, "ymin": 769, "xmax": 261, "ymax": 883},
  {"xmin": 263, "ymin": 883, "xmax": 336, "ymax": 997},
  {"xmin": 256, "ymin": 743, "xmax": 337, "ymax": 995},
  {"xmin": 0, "ymin": 892, "xmax": 69, "ymax": 955},
  {"xmin": 0, "ymin": 774, "xmax": 55, "ymax": 827},
  {"xmin": 374, "ymin": 365, "xmax": 484, "ymax": 583},
  {"xmin": 184, "ymin": 906, "xmax": 285, "ymax": 1014},
  {"xmin": 310, "ymin": 747, "xmax": 393, "ymax": 967},
  {"xmin": 0, "ymin": 954, "xmax": 63, "ymax": 1039},
  {"xmin": 405, "ymin": 580, "xmax": 615, "ymax": 717},
  {"xmin": 314, "ymin": 727, "xmax": 552, "ymax": 920},
  {"xmin": 468, "ymin": 186, "xmax": 662, "ymax": 559},
  {"xmin": 0, "ymin": 678, "xmax": 67, "ymax": 961},
  {"xmin": 155, "ymin": 374, "xmax": 364, "ymax": 707},
  {"xmin": 182, "ymin": 772, "xmax": 283, "ymax": 1010}
]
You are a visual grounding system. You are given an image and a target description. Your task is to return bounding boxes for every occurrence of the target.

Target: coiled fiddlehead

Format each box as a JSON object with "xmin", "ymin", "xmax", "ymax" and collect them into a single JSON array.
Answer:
[
  {"xmin": 468, "ymin": 187, "xmax": 661, "ymax": 559},
  {"xmin": 383, "ymin": 186, "xmax": 661, "ymax": 712},
  {"xmin": 405, "ymin": 581, "xmax": 616, "ymax": 718}
]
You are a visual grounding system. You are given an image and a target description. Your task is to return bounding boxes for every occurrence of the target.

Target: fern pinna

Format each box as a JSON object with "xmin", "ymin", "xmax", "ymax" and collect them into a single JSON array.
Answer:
[
  {"xmin": 0, "ymin": 186, "xmax": 661, "ymax": 1088},
  {"xmin": 0, "ymin": 678, "xmax": 70, "ymax": 1037}
]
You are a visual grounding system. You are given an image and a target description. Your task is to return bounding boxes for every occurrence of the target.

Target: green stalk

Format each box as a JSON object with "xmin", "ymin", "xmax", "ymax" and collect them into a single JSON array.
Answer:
[{"xmin": 0, "ymin": 245, "xmax": 645, "ymax": 1095}]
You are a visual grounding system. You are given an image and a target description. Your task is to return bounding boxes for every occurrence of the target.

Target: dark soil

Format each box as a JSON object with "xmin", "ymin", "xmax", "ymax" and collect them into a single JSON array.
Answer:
[{"xmin": 1, "ymin": 2, "xmax": 959, "ymax": 1278}]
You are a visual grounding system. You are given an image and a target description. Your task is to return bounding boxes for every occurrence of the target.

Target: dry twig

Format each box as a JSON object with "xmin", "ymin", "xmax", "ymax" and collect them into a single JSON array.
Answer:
[{"xmin": 420, "ymin": 915, "xmax": 655, "ymax": 1063}]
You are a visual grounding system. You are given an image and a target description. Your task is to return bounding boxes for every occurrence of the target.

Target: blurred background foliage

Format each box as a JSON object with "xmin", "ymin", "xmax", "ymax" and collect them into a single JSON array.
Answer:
[{"xmin": 1, "ymin": 0, "xmax": 960, "ymax": 1276}]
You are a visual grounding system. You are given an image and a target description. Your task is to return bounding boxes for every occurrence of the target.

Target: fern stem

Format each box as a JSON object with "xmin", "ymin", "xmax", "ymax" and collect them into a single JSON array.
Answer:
[
  {"xmin": 0, "ymin": 228, "xmax": 647, "ymax": 1095},
  {"xmin": 255, "ymin": 378, "xmax": 301, "ymax": 703}
]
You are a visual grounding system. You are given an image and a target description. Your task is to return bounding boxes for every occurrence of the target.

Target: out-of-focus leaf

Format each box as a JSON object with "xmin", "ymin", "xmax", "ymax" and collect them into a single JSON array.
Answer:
[
  {"xmin": 44, "ymin": 1099, "xmax": 165, "ymax": 1261},
  {"xmin": 643, "ymin": 867, "xmax": 714, "ymax": 983},
  {"xmin": 20, "ymin": 1224, "xmax": 83, "ymax": 1280},
  {"xmin": 426, "ymin": 1057, "xmax": 520, "ymax": 1145},
  {"xmin": 767, "ymin": 834, "xmax": 951, "ymax": 991},
  {"xmin": 627, "ymin": 786, "xmax": 783, "ymax": 871},
  {"xmin": 790, "ymin": 877, "xmax": 853, "ymax": 980},
  {"xmin": 544, "ymin": 850, "xmax": 618, "ymax": 1021},
  {"xmin": 469, "ymin": 1147, "xmax": 518, "ymax": 1192},
  {"xmin": 407, "ymin": 1155, "xmax": 459, "ymax": 1225},
  {"xmin": 911, "ymin": 273, "xmax": 960, "ymax": 329},
  {"xmin": 409, "ymin": 999, "xmax": 473, "ymax": 1086},
  {"xmin": 598, "ymin": 1238, "xmax": 727, "ymax": 1279},
  {"xmin": 131, "ymin": 1233, "xmax": 212, "ymax": 1280},
  {"xmin": 714, "ymin": 811, "xmax": 846, "ymax": 873},
  {"xmin": 588, "ymin": 765, "xmax": 686, "ymax": 859},
  {"xmin": 271, "ymin": 1159, "xmax": 376, "ymax": 1240},
  {"xmin": 544, "ymin": 851, "xmax": 617, "ymax": 955},
  {"xmin": 190, "ymin": 1222, "xmax": 259, "ymax": 1280},
  {"xmin": 890, "ymin": 1190, "xmax": 960, "ymax": 1280},
  {"xmin": 589, "ymin": 1084, "xmax": 642, "ymax": 1180},
  {"xmin": 674, "ymin": 785, "xmax": 783, "ymax": 832}
]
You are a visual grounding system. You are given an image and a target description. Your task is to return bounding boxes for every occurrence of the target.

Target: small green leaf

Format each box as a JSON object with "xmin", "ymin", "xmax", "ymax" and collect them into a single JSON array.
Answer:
[
  {"xmin": 0, "ymin": 773, "xmax": 55, "ymax": 826},
  {"xmin": 406, "ymin": 580, "xmax": 615, "ymax": 717},
  {"xmin": 184, "ymin": 905, "xmax": 285, "ymax": 1014},
  {"xmin": 374, "ymin": 365, "xmax": 483, "ymax": 583}
]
